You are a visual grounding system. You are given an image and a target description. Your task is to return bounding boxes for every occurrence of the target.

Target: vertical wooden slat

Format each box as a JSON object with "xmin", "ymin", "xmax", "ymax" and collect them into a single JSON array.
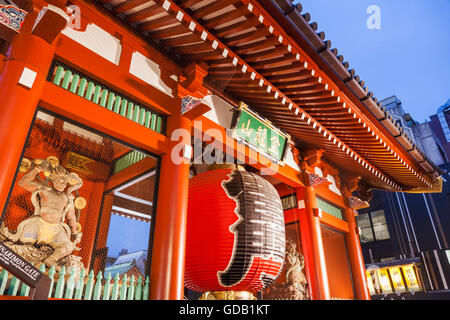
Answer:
[
  {"xmin": 7, "ymin": 275, "xmax": 20, "ymax": 296},
  {"xmin": 53, "ymin": 65, "xmax": 65, "ymax": 86},
  {"xmin": 111, "ymin": 273, "xmax": 120, "ymax": 300},
  {"xmin": 119, "ymin": 274, "xmax": 128, "ymax": 300},
  {"xmin": 99, "ymin": 89, "xmax": 109, "ymax": 108},
  {"xmin": 92, "ymin": 86, "xmax": 102, "ymax": 104},
  {"xmin": 69, "ymin": 74, "xmax": 80, "ymax": 93},
  {"xmin": 74, "ymin": 268, "xmax": 85, "ymax": 300},
  {"xmin": 92, "ymin": 271, "xmax": 103, "ymax": 300},
  {"xmin": 54, "ymin": 266, "xmax": 66, "ymax": 299},
  {"xmin": 64, "ymin": 268, "xmax": 76, "ymax": 299},
  {"xmin": 120, "ymin": 100, "xmax": 128, "ymax": 117},
  {"xmin": 126, "ymin": 102, "xmax": 134, "ymax": 120},
  {"xmin": 139, "ymin": 108, "xmax": 146, "ymax": 126},
  {"xmin": 156, "ymin": 116, "xmax": 163, "ymax": 133},
  {"xmin": 48, "ymin": 265, "xmax": 56, "ymax": 298},
  {"xmin": 144, "ymin": 111, "xmax": 152, "ymax": 128},
  {"xmin": 106, "ymin": 93, "xmax": 115, "ymax": 111},
  {"xmin": 150, "ymin": 113, "xmax": 157, "ymax": 131},
  {"xmin": 133, "ymin": 106, "xmax": 140, "ymax": 123},
  {"xmin": 85, "ymin": 81, "xmax": 95, "ymax": 101},
  {"xmin": 135, "ymin": 276, "xmax": 143, "ymax": 300},
  {"xmin": 113, "ymin": 96, "xmax": 122, "ymax": 114},
  {"xmin": 143, "ymin": 276, "xmax": 150, "ymax": 300},
  {"xmin": 0, "ymin": 269, "xmax": 8, "ymax": 295},
  {"xmin": 19, "ymin": 263, "xmax": 33, "ymax": 297},
  {"xmin": 84, "ymin": 270, "xmax": 95, "ymax": 300},
  {"xmin": 102, "ymin": 272, "xmax": 112, "ymax": 300},
  {"xmin": 61, "ymin": 70, "xmax": 72, "ymax": 90},
  {"xmin": 77, "ymin": 78, "xmax": 87, "ymax": 97},
  {"xmin": 127, "ymin": 275, "xmax": 136, "ymax": 300}
]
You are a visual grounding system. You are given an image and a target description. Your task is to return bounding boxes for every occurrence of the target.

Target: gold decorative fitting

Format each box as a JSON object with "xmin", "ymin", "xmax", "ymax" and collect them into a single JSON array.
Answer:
[
  {"xmin": 19, "ymin": 158, "xmax": 31, "ymax": 172},
  {"xmin": 46, "ymin": 156, "xmax": 59, "ymax": 168},
  {"xmin": 74, "ymin": 197, "xmax": 87, "ymax": 210}
]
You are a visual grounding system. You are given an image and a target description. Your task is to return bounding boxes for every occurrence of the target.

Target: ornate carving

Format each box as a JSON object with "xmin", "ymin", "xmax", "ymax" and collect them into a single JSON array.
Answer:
[
  {"xmin": 0, "ymin": 3, "xmax": 27, "ymax": 32},
  {"xmin": 0, "ymin": 156, "xmax": 85, "ymax": 271},
  {"xmin": 348, "ymin": 196, "xmax": 370, "ymax": 210},
  {"xmin": 308, "ymin": 173, "xmax": 329, "ymax": 187},
  {"xmin": 181, "ymin": 95, "xmax": 201, "ymax": 115},
  {"xmin": 263, "ymin": 239, "xmax": 309, "ymax": 300}
]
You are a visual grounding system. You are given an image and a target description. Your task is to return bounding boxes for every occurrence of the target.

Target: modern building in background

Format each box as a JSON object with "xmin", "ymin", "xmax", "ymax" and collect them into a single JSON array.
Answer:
[{"xmin": 358, "ymin": 97, "xmax": 450, "ymax": 300}]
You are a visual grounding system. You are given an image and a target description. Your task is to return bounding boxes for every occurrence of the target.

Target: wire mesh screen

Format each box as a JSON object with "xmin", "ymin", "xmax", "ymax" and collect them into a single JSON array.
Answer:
[{"xmin": 0, "ymin": 109, "xmax": 158, "ymax": 285}]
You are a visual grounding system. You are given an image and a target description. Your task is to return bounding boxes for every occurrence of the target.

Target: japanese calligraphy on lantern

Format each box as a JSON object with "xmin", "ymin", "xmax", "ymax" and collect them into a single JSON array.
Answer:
[{"xmin": 231, "ymin": 102, "xmax": 290, "ymax": 163}]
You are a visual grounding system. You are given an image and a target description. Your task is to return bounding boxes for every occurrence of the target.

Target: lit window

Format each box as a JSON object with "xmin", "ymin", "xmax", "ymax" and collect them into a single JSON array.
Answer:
[
  {"xmin": 356, "ymin": 210, "xmax": 390, "ymax": 243},
  {"xmin": 356, "ymin": 213, "xmax": 374, "ymax": 243}
]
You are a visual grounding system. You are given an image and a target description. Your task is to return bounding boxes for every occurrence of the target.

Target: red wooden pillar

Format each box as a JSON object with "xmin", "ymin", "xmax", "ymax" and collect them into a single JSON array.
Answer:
[
  {"xmin": 0, "ymin": 2, "xmax": 67, "ymax": 214},
  {"xmin": 342, "ymin": 189, "xmax": 371, "ymax": 300},
  {"xmin": 296, "ymin": 186, "xmax": 331, "ymax": 300},
  {"xmin": 78, "ymin": 181, "xmax": 106, "ymax": 269},
  {"xmin": 149, "ymin": 114, "xmax": 191, "ymax": 300}
]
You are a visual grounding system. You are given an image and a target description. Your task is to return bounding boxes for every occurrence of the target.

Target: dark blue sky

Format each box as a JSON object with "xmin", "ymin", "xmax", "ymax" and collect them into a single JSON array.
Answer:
[{"xmin": 294, "ymin": 0, "xmax": 450, "ymax": 122}]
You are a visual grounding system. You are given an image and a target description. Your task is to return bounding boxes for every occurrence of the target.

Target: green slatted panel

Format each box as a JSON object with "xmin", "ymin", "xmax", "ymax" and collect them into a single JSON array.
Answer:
[
  {"xmin": 316, "ymin": 196, "xmax": 343, "ymax": 220},
  {"xmin": 113, "ymin": 150, "xmax": 146, "ymax": 174},
  {"xmin": 50, "ymin": 63, "xmax": 165, "ymax": 135}
]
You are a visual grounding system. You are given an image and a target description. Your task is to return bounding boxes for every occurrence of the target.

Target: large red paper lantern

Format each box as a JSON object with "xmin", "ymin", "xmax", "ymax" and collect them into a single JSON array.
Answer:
[{"xmin": 185, "ymin": 168, "xmax": 286, "ymax": 294}]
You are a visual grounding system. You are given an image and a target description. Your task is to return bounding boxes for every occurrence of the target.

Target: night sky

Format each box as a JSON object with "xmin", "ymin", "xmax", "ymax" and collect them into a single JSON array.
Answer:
[{"xmin": 295, "ymin": 0, "xmax": 450, "ymax": 122}]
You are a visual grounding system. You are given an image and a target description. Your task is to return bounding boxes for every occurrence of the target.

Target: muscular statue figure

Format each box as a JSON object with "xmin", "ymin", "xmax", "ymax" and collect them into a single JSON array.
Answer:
[
  {"xmin": 1, "ymin": 157, "xmax": 83, "ymax": 267},
  {"xmin": 263, "ymin": 238, "xmax": 309, "ymax": 300}
]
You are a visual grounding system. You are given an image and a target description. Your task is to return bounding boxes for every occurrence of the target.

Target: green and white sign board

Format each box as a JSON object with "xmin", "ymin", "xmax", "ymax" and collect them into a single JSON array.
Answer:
[{"xmin": 231, "ymin": 102, "xmax": 290, "ymax": 163}]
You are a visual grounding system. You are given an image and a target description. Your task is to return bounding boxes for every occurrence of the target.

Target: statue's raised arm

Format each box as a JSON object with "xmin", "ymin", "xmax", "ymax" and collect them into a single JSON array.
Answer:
[{"xmin": 18, "ymin": 159, "xmax": 51, "ymax": 192}]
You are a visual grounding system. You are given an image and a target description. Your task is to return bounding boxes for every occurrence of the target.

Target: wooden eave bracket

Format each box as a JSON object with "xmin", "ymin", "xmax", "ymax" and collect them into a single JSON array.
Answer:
[
  {"xmin": 308, "ymin": 173, "xmax": 330, "ymax": 188},
  {"xmin": 31, "ymin": 1, "xmax": 69, "ymax": 44},
  {"xmin": 176, "ymin": 63, "xmax": 211, "ymax": 120},
  {"xmin": 299, "ymin": 148, "xmax": 324, "ymax": 171},
  {"xmin": 348, "ymin": 196, "xmax": 370, "ymax": 210}
]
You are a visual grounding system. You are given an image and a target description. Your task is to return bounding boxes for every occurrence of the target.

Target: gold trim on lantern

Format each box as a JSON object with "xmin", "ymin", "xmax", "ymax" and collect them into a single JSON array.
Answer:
[{"xmin": 199, "ymin": 291, "xmax": 256, "ymax": 300}]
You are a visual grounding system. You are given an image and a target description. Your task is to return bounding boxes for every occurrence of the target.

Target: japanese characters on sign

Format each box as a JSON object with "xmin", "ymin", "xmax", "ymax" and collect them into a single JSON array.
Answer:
[{"xmin": 231, "ymin": 102, "xmax": 290, "ymax": 163}]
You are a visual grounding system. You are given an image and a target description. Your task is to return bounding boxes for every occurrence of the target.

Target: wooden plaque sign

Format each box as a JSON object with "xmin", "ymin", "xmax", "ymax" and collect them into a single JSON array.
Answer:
[
  {"xmin": 231, "ymin": 102, "xmax": 290, "ymax": 163},
  {"xmin": 0, "ymin": 241, "xmax": 51, "ymax": 299}
]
